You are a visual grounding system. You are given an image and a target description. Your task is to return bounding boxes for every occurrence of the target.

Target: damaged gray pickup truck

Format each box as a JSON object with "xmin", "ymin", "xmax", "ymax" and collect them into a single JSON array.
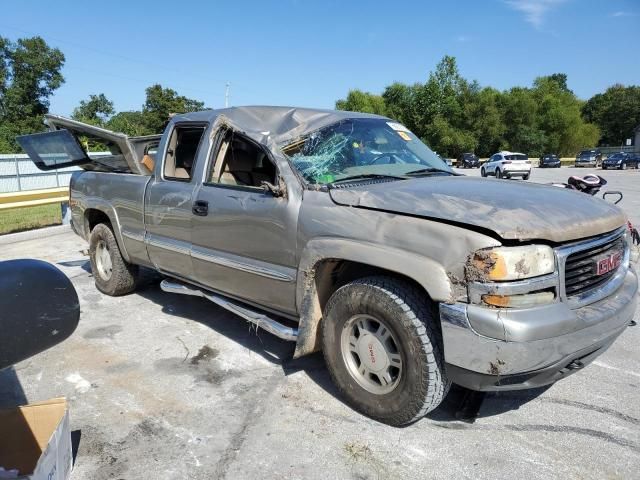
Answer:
[{"xmin": 19, "ymin": 107, "xmax": 638, "ymax": 426}]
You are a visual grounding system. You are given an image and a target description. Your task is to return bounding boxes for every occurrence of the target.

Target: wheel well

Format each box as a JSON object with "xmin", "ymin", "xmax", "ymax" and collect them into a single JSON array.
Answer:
[
  {"xmin": 313, "ymin": 259, "xmax": 432, "ymax": 314},
  {"xmin": 85, "ymin": 209, "xmax": 111, "ymax": 234}
]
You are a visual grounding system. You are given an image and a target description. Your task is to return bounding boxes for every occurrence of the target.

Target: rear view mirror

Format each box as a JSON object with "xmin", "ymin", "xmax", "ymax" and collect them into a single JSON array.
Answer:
[{"xmin": 0, "ymin": 259, "xmax": 79, "ymax": 370}]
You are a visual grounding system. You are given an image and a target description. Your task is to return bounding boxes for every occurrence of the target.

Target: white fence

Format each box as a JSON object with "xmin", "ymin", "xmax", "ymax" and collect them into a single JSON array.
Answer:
[{"xmin": 0, "ymin": 152, "xmax": 111, "ymax": 193}]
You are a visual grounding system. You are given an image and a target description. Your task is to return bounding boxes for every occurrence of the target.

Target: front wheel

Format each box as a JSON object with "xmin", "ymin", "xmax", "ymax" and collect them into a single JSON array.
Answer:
[
  {"xmin": 495, "ymin": 169, "xmax": 502, "ymax": 179},
  {"xmin": 480, "ymin": 168, "xmax": 487, "ymax": 177},
  {"xmin": 322, "ymin": 276, "xmax": 449, "ymax": 426},
  {"xmin": 621, "ymin": 163, "xmax": 627, "ymax": 170},
  {"xmin": 89, "ymin": 223, "xmax": 139, "ymax": 296}
]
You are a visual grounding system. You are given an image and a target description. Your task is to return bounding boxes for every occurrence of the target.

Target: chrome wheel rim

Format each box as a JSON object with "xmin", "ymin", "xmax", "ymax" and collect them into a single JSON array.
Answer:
[
  {"xmin": 95, "ymin": 240, "xmax": 113, "ymax": 281},
  {"xmin": 340, "ymin": 314, "xmax": 403, "ymax": 394}
]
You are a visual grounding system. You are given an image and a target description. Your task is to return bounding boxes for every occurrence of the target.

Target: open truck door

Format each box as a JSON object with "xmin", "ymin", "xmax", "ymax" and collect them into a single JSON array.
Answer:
[{"xmin": 16, "ymin": 114, "xmax": 161, "ymax": 175}]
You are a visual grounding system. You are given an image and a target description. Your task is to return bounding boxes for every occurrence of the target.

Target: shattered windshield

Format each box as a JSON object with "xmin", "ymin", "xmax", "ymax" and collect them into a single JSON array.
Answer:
[{"xmin": 279, "ymin": 118, "xmax": 450, "ymax": 185}]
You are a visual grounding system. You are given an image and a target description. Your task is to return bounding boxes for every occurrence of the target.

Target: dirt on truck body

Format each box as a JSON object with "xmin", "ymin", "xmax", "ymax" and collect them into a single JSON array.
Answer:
[{"xmin": 18, "ymin": 106, "xmax": 638, "ymax": 426}]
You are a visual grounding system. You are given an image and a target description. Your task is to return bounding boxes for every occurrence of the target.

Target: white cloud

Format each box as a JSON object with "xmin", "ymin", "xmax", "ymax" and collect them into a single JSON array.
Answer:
[
  {"xmin": 504, "ymin": 0, "xmax": 568, "ymax": 28},
  {"xmin": 610, "ymin": 11, "xmax": 637, "ymax": 17}
]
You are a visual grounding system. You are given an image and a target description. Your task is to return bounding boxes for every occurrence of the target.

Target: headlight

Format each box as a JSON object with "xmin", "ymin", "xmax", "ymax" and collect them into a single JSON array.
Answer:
[{"xmin": 469, "ymin": 245, "xmax": 555, "ymax": 281}]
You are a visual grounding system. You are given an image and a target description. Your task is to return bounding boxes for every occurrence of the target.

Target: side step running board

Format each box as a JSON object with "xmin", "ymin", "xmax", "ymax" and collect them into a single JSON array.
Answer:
[{"xmin": 160, "ymin": 279, "xmax": 298, "ymax": 341}]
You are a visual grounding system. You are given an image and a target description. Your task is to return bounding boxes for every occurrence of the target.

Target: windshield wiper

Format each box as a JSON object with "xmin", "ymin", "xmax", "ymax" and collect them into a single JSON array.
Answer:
[
  {"xmin": 405, "ymin": 167, "xmax": 456, "ymax": 176},
  {"xmin": 326, "ymin": 174, "xmax": 406, "ymax": 188}
]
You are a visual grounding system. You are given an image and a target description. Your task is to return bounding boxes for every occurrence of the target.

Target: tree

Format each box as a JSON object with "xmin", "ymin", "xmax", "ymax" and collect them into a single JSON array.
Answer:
[
  {"xmin": 72, "ymin": 93, "xmax": 114, "ymax": 126},
  {"xmin": 532, "ymin": 75, "xmax": 599, "ymax": 155},
  {"xmin": 335, "ymin": 89, "xmax": 386, "ymax": 115},
  {"xmin": 333, "ymin": 59, "xmax": 604, "ymax": 157},
  {"xmin": 106, "ymin": 111, "xmax": 152, "ymax": 136},
  {"xmin": 0, "ymin": 36, "xmax": 65, "ymax": 152},
  {"xmin": 142, "ymin": 84, "xmax": 205, "ymax": 133},
  {"xmin": 463, "ymin": 87, "xmax": 505, "ymax": 157},
  {"xmin": 583, "ymin": 85, "xmax": 640, "ymax": 146},
  {"xmin": 382, "ymin": 82, "xmax": 419, "ymax": 131}
]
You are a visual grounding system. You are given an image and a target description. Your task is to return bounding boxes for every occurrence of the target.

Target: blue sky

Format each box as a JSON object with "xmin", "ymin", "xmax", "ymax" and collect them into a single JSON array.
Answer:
[{"xmin": 1, "ymin": 0, "xmax": 638, "ymax": 116}]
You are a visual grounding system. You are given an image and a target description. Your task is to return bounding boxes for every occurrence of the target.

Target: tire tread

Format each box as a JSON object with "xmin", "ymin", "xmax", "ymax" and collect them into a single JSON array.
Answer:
[
  {"xmin": 322, "ymin": 276, "xmax": 449, "ymax": 426},
  {"xmin": 89, "ymin": 223, "xmax": 138, "ymax": 296}
]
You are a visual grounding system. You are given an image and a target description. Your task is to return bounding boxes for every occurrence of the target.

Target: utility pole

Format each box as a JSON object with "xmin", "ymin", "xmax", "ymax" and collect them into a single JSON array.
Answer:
[{"xmin": 225, "ymin": 82, "xmax": 230, "ymax": 108}]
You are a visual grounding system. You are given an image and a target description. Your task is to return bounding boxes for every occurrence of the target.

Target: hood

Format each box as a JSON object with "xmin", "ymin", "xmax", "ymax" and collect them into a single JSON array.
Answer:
[{"xmin": 328, "ymin": 176, "xmax": 626, "ymax": 243}]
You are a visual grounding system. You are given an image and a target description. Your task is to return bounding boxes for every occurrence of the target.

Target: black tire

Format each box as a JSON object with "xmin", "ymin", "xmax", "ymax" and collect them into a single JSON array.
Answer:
[
  {"xmin": 523, "ymin": 172, "xmax": 530, "ymax": 180},
  {"xmin": 321, "ymin": 276, "xmax": 449, "ymax": 426},
  {"xmin": 480, "ymin": 168, "xmax": 486, "ymax": 177},
  {"xmin": 496, "ymin": 169, "xmax": 502, "ymax": 179},
  {"xmin": 621, "ymin": 163, "xmax": 627, "ymax": 170},
  {"xmin": 89, "ymin": 223, "xmax": 138, "ymax": 296}
]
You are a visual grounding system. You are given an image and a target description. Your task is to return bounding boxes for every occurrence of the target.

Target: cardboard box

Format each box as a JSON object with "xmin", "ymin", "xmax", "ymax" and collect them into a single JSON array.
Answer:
[{"xmin": 0, "ymin": 398, "xmax": 72, "ymax": 479}]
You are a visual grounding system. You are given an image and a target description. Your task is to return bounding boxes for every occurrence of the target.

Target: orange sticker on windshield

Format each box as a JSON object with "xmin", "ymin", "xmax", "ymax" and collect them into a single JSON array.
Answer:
[{"xmin": 397, "ymin": 131, "xmax": 411, "ymax": 141}]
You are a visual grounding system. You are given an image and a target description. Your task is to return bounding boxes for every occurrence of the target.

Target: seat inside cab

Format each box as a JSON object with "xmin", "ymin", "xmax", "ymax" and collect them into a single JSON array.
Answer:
[
  {"xmin": 164, "ymin": 127, "xmax": 205, "ymax": 180},
  {"xmin": 214, "ymin": 133, "xmax": 276, "ymax": 187}
]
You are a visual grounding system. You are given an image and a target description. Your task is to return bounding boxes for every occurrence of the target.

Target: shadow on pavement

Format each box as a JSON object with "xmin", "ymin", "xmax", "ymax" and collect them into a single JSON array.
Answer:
[
  {"xmin": 134, "ymin": 281, "xmax": 548, "ymax": 425},
  {"xmin": 0, "ymin": 367, "xmax": 28, "ymax": 409},
  {"xmin": 57, "ymin": 259, "xmax": 92, "ymax": 273},
  {"xmin": 428, "ymin": 384, "xmax": 551, "ymax": 424}
]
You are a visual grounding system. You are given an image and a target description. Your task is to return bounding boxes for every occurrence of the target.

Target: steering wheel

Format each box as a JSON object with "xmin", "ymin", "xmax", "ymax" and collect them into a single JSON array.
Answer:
[{"xmin": 368, "ymin": 153, "xmax": 397, "ymax": 165}]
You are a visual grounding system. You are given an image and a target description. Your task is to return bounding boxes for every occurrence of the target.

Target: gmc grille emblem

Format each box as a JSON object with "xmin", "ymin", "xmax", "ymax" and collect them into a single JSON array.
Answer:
[{"xmin": 595, "ymin": 251, "xmax": 622, "ymax": 276}]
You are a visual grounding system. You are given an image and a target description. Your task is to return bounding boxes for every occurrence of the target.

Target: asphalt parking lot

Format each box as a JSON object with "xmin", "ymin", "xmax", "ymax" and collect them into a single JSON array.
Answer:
[{"xmin": 1, "ymin": 166, "xmax": 638, "ymax": 480}]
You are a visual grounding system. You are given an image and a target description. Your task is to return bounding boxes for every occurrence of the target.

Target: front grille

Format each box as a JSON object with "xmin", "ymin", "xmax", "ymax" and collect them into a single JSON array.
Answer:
[{"xmin": 564, "ymin": 235, "xmax": 625, "ymax": 297}]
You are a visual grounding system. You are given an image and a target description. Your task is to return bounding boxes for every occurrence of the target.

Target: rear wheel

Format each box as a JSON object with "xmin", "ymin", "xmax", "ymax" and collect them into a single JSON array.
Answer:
[
  {"xmin": 523, "ymin": 172, "xmax": 530, "ymax": 180},
  {"xmin": 89, "ymin": 223, "xmax": 138, "ymax": 296},
  {"xmin": 322, "ymin": 276, "xmax": 449, "ymax": 426}
]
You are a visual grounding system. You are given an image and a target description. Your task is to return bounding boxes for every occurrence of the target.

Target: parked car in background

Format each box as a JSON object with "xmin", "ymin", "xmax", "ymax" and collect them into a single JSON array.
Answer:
[
  {"xmin": 481, "ymin": 151, "xmax": 531, "ymax": 179},
  {"xmin": 458, "ymin": 153, "xmax": 480, "ymax": 168},
  {"xmin": 602, "ymin": 152, "xmax": 640, "ymax": 170},
  {"xmin": 539, "ymin": 154, "xmax": 561, "ymax": 168},
  {"xmin": 575, "ymin": 149, "xmax": 602, "ymax": 168}
]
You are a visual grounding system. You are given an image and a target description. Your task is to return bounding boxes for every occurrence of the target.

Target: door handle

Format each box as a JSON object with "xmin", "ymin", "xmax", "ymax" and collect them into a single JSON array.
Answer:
[{"xmin": 192, "ymin": 200, "xmax": 209, "ymax": 216}]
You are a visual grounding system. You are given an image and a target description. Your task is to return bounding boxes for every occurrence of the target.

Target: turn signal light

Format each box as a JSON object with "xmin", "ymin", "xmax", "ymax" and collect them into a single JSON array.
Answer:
[{"xmin": 482, "ymin": 291, "xmax": 555, "ymax": 308}]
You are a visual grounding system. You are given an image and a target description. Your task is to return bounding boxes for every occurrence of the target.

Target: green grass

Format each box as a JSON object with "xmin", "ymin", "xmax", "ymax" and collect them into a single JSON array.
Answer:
[{"xmin": 0, "ymin": 204, "xmax": 62, "ymax": 235}]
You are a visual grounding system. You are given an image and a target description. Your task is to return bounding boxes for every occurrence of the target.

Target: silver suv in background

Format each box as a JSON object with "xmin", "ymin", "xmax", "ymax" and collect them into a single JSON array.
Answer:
[{"xmin": 481, "ymin": 151, "xmax": 532, "ymax": 180}]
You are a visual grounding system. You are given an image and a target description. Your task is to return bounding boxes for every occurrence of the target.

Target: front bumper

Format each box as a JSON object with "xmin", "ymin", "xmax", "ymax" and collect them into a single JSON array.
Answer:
[{"xmin": 440, "ymin": 268, "xmax": 638, "ymax": 391}]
